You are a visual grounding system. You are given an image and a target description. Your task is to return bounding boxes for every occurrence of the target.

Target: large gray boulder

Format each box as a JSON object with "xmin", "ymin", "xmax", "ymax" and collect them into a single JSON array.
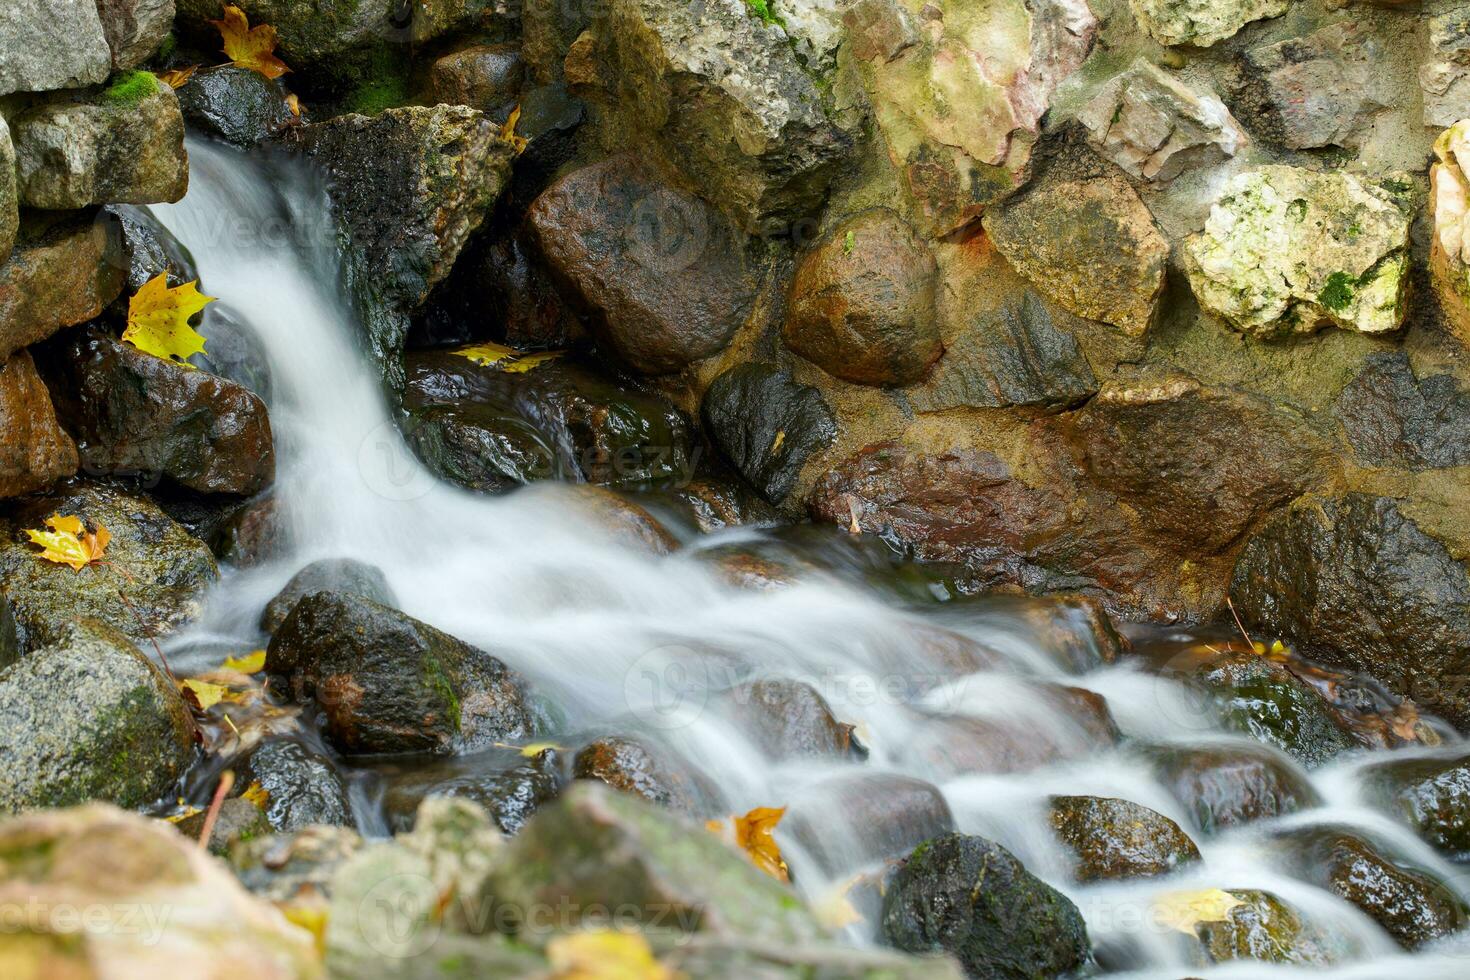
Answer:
[
  {"xmin": 0, "ymin": 0, "xmax": 113, "ymax": 96},
  {"xmin": 97, "ymin": 0, "xmax": 175, "ymax": 70}
]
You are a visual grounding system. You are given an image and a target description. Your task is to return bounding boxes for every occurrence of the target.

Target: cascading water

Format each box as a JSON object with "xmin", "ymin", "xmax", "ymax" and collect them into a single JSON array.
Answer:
[{"xmin": 149, "ymin": 138, "xmax": 1470, "ymax": 977}]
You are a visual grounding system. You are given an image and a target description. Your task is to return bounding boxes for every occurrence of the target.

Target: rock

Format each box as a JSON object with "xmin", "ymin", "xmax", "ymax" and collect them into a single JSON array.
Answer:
[
  {"xmin": 713, "ymin": 678, "xmax": 858, "ymax": 761},
  {"xmin": 230, "ymin": 823, "xmax": 363, "ymax": 903},
  {"xmin": 784, "ymin": 208, "xmax": 941, "ymax": 386},
  {"xmin": 241, "ymin": 739, "xmax": 353, "ymax": 832},
  {"xmin": 911, "ymin": 290, "xmax": 1097, "ymax": 412},
  {"xmin": 1195, "ymin": 650, "xmax": 1357, "ymax": 767},
  {"xmin": 301, "ymin": 106, "xmax": 515, "ymax": 388},
  {"xmin": 785, "ymin": 773, "xmax": 956, "ymax": 877},
  {"xmin": 0, "ymin": 211, "xmax": 125, "ymax": 361},
  {"xmin": 701, "ymin": 364, "xmax": 836, "ymax": 504},
  {"xmin": 404, "ymin": 400, "xmax": 555, "ymax": 494},
  {"xmin": 97, "ymin": 0, "xmax": 175, "ymax": 70},
  {"xmin": 1076, "ymin": 58, "xmax": 1245, "ymax": 182},
  {"xmin": 1183, "ymin": 166, "xmax": 1412, "ymax": 337},
  {"xmin": 1230, "ymin": 493, "xmax": 1470, "ymax": 730},
  {"xmin": 1431, "ymin": 119, "xmax": 1470, "ymax": 344},
  {"xmin": 108, "ymin": 202, "xmax": 198, "ymax": 295},
  {"xmin": 0, "ymin": 117, "xmax": 15, "ymax": 265},
  {"xmin": 1269, "ymin": 824, "xmax": 1469, "ymax": 950},
  {"xmin": 667, "ymin": 941, "xmax": 965, "ymax": 979},
  {"xmin": 0, "ymin": 804, "xmax": 322, "ymax": 977},
  {"xmin": 1176, "ymin": 889, "xmax": 1336, "ymax": 967},
  {"xmin": 526, "ymin": 155, "xmax": 756, "ymax": 374},
  {"xmin": 655, "ymin": 476, "xmax": 782, "ymax": 534},
  {"xmin": 983, "ymin": 170, "xmax": 1167, "ymax": 338},
  {"xmin": 13, "ymin": 72, "xmax": 188, "ymax": 209},
  {"xmin": 176, "ymin": 0, "xmax": 395, "ymax": 75},
  {"xmin": 0, "ymin": 350, "xmax": 77, "ymax": 498},
  {"xmin": 192, "ymin": 303, "xmax": 274, "ymax": 401},
  {"xmin": 427, "ymin": 43, "xmax": 523, "ymax": 112},
  {"xmin": 578, "ymin": 0, "xmax": 848, "ymax": 233},
  {"xmin": 1130, "ymin": 0, "xmax": 1288, "ymax": 47},
  {"xmin": 0, "ymin": 0, "xmax": 112, "ymax": 96},
  {"xmin": 384, "ymin": 750, "xmax": 560, "ymax": 835},
  {"xmin": 1421, "ymin": 9, "xmax": 1470, "ymax": 129},
  {"xmin": 773, "ymin": 0, "xmax": 848, "ymax": 74},
  {"xmin": 1048, "ymin": 795, "xmax": 1200, "ymax": 882},
  {"xmin": 881, "ymin": 833, "xmax": 1090, "ymax": 979},
  {"xmin": 1363, "ymin": 754, "xmax": 1470, "ymax": 860},
  {"xmin": 572, "ymin": 735, "xmax": 699, "ymax": 811},
  {"xmin": 0, "ymin": 621, "xmax": 193, "ymax": 812},
  {"xmin": 410, "ymin": 0, "xmax": 514, "ymax": 45},
  {"xmin": 1242, "ymin": 22, "xmax": 1391, "ymax": 150},
  {"xmin": 213, "ymin": 492, "xmax": 283, "ymax": 567},
  {"xmin": 564, "ymin": 484, "xmax": 680, "ymax": 555},
  {"xmin": 175, "ymin": 65, "xmax": 296, "ymax": 147},
  {"xmin": 0, "ymin": 482, "xmax": 218, "ymax": 654},
  {"xmin": 1333, "ymin": 352, "xmax": 1470, "ymax": 469},
  {"xmin": 260, "ymin": 558, "xmax": 397, "ymax": 634},
  {"xmin": 176, "ymin": 796, "xmax": 273, "ymax": 854},
  {"xmin": 1141, "ymin": 741, "xmax": 1319, "ymax": 835},
  {"xmin": 266, "ymin": 591, "xmax": 536, "ymax": 754}
]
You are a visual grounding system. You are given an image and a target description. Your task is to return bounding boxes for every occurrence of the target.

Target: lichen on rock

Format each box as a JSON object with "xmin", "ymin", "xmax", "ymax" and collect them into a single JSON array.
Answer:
[{"xmin": 1130, "ymin": 0, "xmax": 1288, "ymax": 48}]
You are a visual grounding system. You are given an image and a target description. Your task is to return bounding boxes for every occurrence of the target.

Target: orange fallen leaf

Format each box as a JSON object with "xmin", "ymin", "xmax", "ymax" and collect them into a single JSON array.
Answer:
[
  {"xmin": 706, "ymin": 805, "xmax": 789, "ymax": 883},
  {"xmin": 500, "ymin": 104, "xmax": 529, "ymax": 155},
  {"xmin": 25, "ymin": 514, "xmax": 110, "ymax": 571},
  {"xmin": 211, "ymin": 4, "xmax": 290, "ymax": 79},
  {"xmin": 285, "ymin": 93, "xmax": 301, "ymax": 118},
  {"xmin": 123, "ymin": 272, "xmax": 215, "ymax": 365},
  {"xmin": 158, "ymin": 66, "xmax": 199, "ymax": 89}
]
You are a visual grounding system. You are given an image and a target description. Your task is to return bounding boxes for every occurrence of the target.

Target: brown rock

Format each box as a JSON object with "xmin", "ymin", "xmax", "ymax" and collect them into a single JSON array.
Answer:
[
  {"xmin": 1048, "ymin": 795, "xmax": 1201, "ymax": 882},
  {"xmin": 714, "ymin": 678, "xmax": 859, "ymax": 760},
  {"xmin": 0, "ymin": 212, "xmax": 125, "ymax": 361},
  {"xmin": 0, "ymin": 350, "xmax": 77, "ymax": 498},
  {"xmin": 572, "ymin": 735, "xmax": 698, "ymax": 811},
  {"xmin": 427, "ymin": 43, "xmax": 523, "ymax": 111}
]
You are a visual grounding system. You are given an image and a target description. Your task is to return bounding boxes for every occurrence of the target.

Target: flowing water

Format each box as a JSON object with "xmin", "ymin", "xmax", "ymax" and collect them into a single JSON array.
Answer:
[{"xmin": 148, "ymin": 139, "xmax": 1470, "ymax": 977}]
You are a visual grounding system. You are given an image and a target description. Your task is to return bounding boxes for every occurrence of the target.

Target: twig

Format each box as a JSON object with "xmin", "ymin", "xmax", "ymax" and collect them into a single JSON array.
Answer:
[
  {"xmin": 198, "ymin": 770, "xmax": 236, "ymax": 849},
  {"xmin": 1225, "ymin": 597, "xmax": 1256, "ymax": 652}
]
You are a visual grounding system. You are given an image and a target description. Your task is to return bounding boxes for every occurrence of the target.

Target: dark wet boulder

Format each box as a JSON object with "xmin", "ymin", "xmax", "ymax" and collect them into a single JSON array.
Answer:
[
  {"xmin": 572, "ymin": 735, "xmax": 699, "ymax": 812},
  {"xmin": 240, "ymin": 739, "xmax": 352, "ymax": 832},
  {"xmin": 713, "ymin": 678, "xmax": 858, "ymax": 761},
  {"xmin": 426, "ymin": 43, "xmax": 523, "ymax": 114},
  {"xmin": 40, "ymin": 327, "xmax": 276, "ymax": 496},
  {"xmin": 385, "ymin": 751, "xmax": 561, "ymax": 836},
  {"xmin": 1140, "ymin": 741, "xmax": 1320, "ymax": 835},
  {"xmin": 881, "ymin": 833, "xmax": 1091, "ymax": 980},
  {"xmin": 175, "ymin": 0, "xmax": 395, "ymax": 77},
  {"xmin": 786, "ymin": 773, "xmax": 955, "ymax": 879},
  {"xmin": 1362, "ymin": 754, "xmax": 1470, "ymax": 860},
  {"xmin": 1002, "ymin": 594, "xmax": 1125, "ymax": 672},
  {"xmin": 1177, "ymin": 889, "xmax": 1337, "ymax": 967},
  {"xmin": 0, "ymin": 211, "xmax": 125, "ymax": 361},
  {"xmin": 701, "ymin": 364, "xmax": 837, "ymax": 504},
  {"xmin": 652, "ymin": 476, "xmax": 782, "ymax": 534},
  {"xmin": 260, "ymin": 558, "xmax": 396, "ymax": 634},
  {"xmin": 1333, "ymin": 351, "xmax": 1470, "ymax": 470},
  {"xmin": 1195, "ymin": 650, "xmax": 1357, "ymax": 768},
  {"xmin": 784, "ymin": 209, "xmax": 942, "ymax": 387},
  {"xmin": 191, "ymin": 304, "xmax": 273, "ymax": 402},
  {"xmin": 212, "ymin": 492, "xmax": 282, "ymax": 568},
  {"xmin": 106, "ymin": 202, "xmax": 198, "ymax": 296},
  {"xmin": 0, "ymin": 349, "xmax": 77, "ymax": 498},
  {"xmin": 0, "ymin": 621, "xmax": 194, "ymax": 813},
  {"xmin": 1048, "ymin": 795, "xmax": 1200, "ymax": 882},
  {"xmin": 266, "ymin": 591, "xmax": 535, "ymax": 755},
  {"xmin": 0, "ymin": 482, "xmax": 218, "ymax": 655},
  {"xmin": 525, "ymin": 154, "xmax": 756, "ymax": 375},
  {"xmin": 175, "ymin": 66, "xmax": 296, "ymax": 147}
]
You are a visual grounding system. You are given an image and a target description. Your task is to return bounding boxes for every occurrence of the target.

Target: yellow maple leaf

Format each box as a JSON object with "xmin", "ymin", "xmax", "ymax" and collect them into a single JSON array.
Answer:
[
  {"xmin": 494, "ymin": 740, "xmax": 565, "ymax": 757},
  {"xmin": 241, "ymin": 780, "xmax": 271, "ymax": 808},
  {"xmin": 501, "ymin": 350, "xmax": 564, "ymax": 373},
  {"xmin": 455, "ymin": 341, "xmax": 520, "ymax": 367},
  {"xmin": 500, "ymin": 104, "xmax": 529, "ymax": 156},
  {"xmin": 211, "ymin": 4, "xmax": 291, "ymax": 79},
  {"xmin": 181, "ymin": 678, "xmax": 231, "ymax": 711},
  {"xmin": 158, "ymin": 66, "xmax": 199, "ymax": 89},
  {"xmin": 1153, "ymin": 888, "xmax": 1245, "ymax": 935},
  {"xmin": 222, "ymin": 650, "xmax": 267, "ymax": 674},
  {"xmin": 25, "ymin": 514, "xmax": 110, "ymax": 571},
  {"xmin": 546, "ymin": 930, "xmax": 679, "ymax": 980},
  {"xmin": 706, "ymin": 806, "xmax": 789, "ymax": 883},
  {"xmin": 123, "ymin": 272, "xmax": 215, "ymax": 366}
]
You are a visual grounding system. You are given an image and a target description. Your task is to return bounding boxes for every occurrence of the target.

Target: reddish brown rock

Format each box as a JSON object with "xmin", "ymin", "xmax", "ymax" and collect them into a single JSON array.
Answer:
[
  {"xmin": 0, "ymin": 350, "xmax": 77, "ymax": 498},
  {"xmin": 0, "ymin": 212, "xmax": 124, "ymax": 361}
]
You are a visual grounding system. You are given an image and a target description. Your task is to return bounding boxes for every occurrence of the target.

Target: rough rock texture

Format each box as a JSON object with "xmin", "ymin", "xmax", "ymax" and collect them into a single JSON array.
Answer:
[
  {"xmin": 13, "ymin": 73, "xmax": 189, "ymax": 209},
  {"xmin": 702, "ymin": 363, "xmax": 837, "ymax": 503},
  {"xmin": 1431, "ymin": 119, "xmax": 1470, "ymax": 344},
  {"xmin": 1243, "ymin": 22, "xmax": 1391, "ymax": 150},
  {"xmin": 0, "ymin": 349, "xmax": 77, "ymax": 498},
  {"xmin": 40, "ymin": 328, "xmax": 276, "ymax": 495},
  {"xmin": 1364, "ymin": 754, "xmax": 1470, "ymax": 860},
  {"xmin": 241, "ymin": 739, "xmax": 352, "ymax": 832},
  {"xmin": 1048, "ymin": 795, "xmax": 1200, "ymax": 882},
  {"xmin": 1195, "ymin": 650, "xmax": 1358, "ymax": 767},
  {"xmin": 983, "ymin": 170, "xmax": 1168, "ymax": 337},
  {"xmin": 108, "ymin": 202, "xmax": 197, "ymax": 294},
  {"xmin": 97, "ymin": 0, "xmax": 175, "ymax": 70},
  {"xmin": 1230, "ymin": 493, "xmax": 1470, "ymax": 730},
  {"xmin": 0, "ymin": 0, "xmax": 113, "ymax": 96},
  {"xmin": 1333, "ymin": 352, "xmax": 1470, "ymax": 469},
  {"xmin": 0, "ymin": 621, "xmax": 193, "ymax": 812},
  {"xmin": 1077, "ymin": 58, "xmax": 1245, "ymax": 182},
  {"xmin": 176, "ymin": 66, "xmax": 296, "ymax": 147},
  {"xmin": 784, "ymin": 208, "xmax": 941, "ymax": 386},
  {"xmin": 1421, "ymin": 9, "xmax": 1470, "ymax": 129},
  {"xmin": 260, "ymin": 558, "xmax": 397, "ymax": 634},
  {"xmin": 0, "ymin": 211, "xmax": 125, "ymax": 360},
  {"xmin": 383, "ymin": 750, "xmax": 560, "ymax": 835},
  {"xmin": 1141, "ymin": 742, "xmax": 1320, "ymax": 835},
  {"xmin": 0, "ymin": 117, "xmax": 15, "ymax": 265},
  {"xmin": 1130, "ymin": 0, "xmax": 1288, "ymax": 47},
  {"xmin": 572, "ymin": 735, "xmax": 699, "ymax": 811},
  {"xmin": 427, "ymin": 43, "xmax": 523, "ymax": 111},
  {"xmin": 176, "ymin": 0, "xmax": 395, "ymax": 74},
  {"xmin": 1184, "ymin": 166, "xmax": 1413, "ymax": 336},
  {"xmin": 526, "ymin": 155, "xmax": 756, "ymax": 374},
  {"xmin": 266, "ymin": 591, "xmax": 535, "ymax": 754},
  {"xmin": 1180, "ymin": 889, "xmax": 1335, "ymax": 967}
]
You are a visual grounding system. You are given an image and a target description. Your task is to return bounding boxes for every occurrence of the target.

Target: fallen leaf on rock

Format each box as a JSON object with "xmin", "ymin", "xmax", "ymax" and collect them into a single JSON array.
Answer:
[
  {"xmin": 500, "ymin": 104, "xmax": 529, "ymax": 156},
  {"xmin": 706, "ymin": 805, "xmax": 790, "ymax": 883},
  {"xmin": 158, "ymin": 66, "xmax": 199, "ymax": 89},
  {"xmin": 124, "ymin": 272, "xmax": 215, "ymax": 366},
  {"xmin": 546, "ymin": 929, "xmax": 678, "ymax": 980},
  {"xmin": 455, "ymin": 342, "xmax": 563, "ymax": 373},
  {"xmin": 181, "ymin": 678, "xmax": 232, "ymax": 711},
  {"xmin": 1153, "ymin": 888, "xmax": 1244, "ymax": 935},
  {"xmin": 242, "ymin": 780, "xmax": 271, "ymax": 809},
  {"xmin": 26, "ymin": 514, "xmax": 110, "ymax": 571},
  {"xmin": 163, "ymin": 800, "xmax": 204, "ymax": 823},
  {"xmin": 222, "ymin": 650, "xmax": 267, "ymax": 674},
  {"xmin": 211, "ymin": 4, "xmax": 290, "ymax": 79}
]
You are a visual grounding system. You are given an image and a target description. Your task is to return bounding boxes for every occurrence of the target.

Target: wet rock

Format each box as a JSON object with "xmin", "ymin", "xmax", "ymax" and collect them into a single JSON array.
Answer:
[
  {"xmin": 176, "ymin": 0, "xmax": 394, "ymax": 75},
  {"xmin": 385, "ymin": 751, "xmax": 560, "ymax": 835},
  {"xmin": 427, "ymin": 43, "xmax": 523, "ymax": 112},
  {"xmin": 40, "ymin": 327, "xmax": 276, "ymax": 496},
  {"xmin": 1176, "ymin": 888, "xmax": 1336, "ymax": 967},
  {"xmin": 1242, "ymin": 22, "xmax": 1391, "ymax": 150},
  {"xmin": 784, "ymin": 209, "xmax": 941, "ymax": 387},
  {"xmin": 904, "ymin": 685, "xmax": 1120, "ymax": 777},
  {"xmin": 1184, "ymin": 166, "xmax": 1412, "ymax": 336},
  {"xmin": 1077, "ymin": 58, "xmax": 1245, "ymax": 182},
  {"xmin": 0, "ymin": 804, "xmax": 321, "ymax": 977},
  {"xmin": 667, "ymin": 941, "xmax": 965, "ymax": 979},
  {"xmin": 578, "ymin": 0, "xmax": 848, "ymax": 232},
  {"xmin": 714, "ymin": 678, "xmax": 858, "ymax": 761},
  {"xmin": 0, "ymin": 482, "xmax": 218, "ymax": 654},
  {"xmin": 230, "ymin": 823, "xmax": 363, "ymax": 903},
  {"xmin": 1230, "ymin": 493, "xmax": 1470, "ymax": 730},
  {"xmin": 701, "ymin": 364, "xmax": 836, "ymax": 504},
  {"xmin": 787, "ymin": 773, "xmax": 955, "ymax": 878},
  {"xmin": 0, "ymin": 621, "xmax": 193, "ymax": 813},
  {"xmin": 213, "ymin": 492, "xmax": 283, "ymax": 567},
  {"xmin": 410, "ymin": 0, "xmax": 515, "ymax": 45},
  {"xmin": 654, "ymin": 476, "xmax": 782, "ymax": 534},
  {"xmin": 1141, "ymin": 741, "xmax": 1320, "ymax": 835},
  {"xmin": 176, "ymin": 65, "xmax": 296, "ymax": 147},
  {"xmin": 1269, "ymin": 824, "xmax": 1469, "ymax": 950},
  {"xmin": 97, "ymin": 0, "xmax": 175, "ymax": 71},
  {"xmin": 984, "ymin": 170, "xmax": 1167, "ymax": 338},
  {"xmin": 572, "ymin": 735, "xmax": 699, "ymax": 812},
  {"xmin": 0, "ymin": 118, "xmax": 15, "ymax": 264},
  {"xmin": 241, "ymin": 739, "xmax": 352, "ymax": 832},
  {"xmin": 266, "ymin": 591, "xmax": 535, "ymax": 754},
  {"xmin": 301, "ymin": 105, "xmax": 515, "ymax": 388},
  {"xmin": 0, "ymin": 211, "xmax": 125, "ymax": 360},
  {"xmin": 851, "ymin": 0, "xmax": 1096, "ymax": 237},
  {"xmin": 13, "ymin": 72, "xmax": 188, "ymax": 209},
  {"xmin": 565, "ymin": 484, "xmax": 679, "ymax": 555},
  {"xmin": 0, "ymin": 350, "xmax": 77, "ymax": 498},
  {"xmin": 882, "ymin": 833, "xmax": 1090, "ymax": 979},
  {"xmin": 1131, "ymin": 0, "xmax": 1287, "ymax": 47},
  {"xmin": 261, "ymin": 558, "xmax": 396, "ymax": 634},
  {"xmin": 1196, "ymin": 650, "xmax": 1357, "ymax": 767},
  {"xmin": 175, "ymin": 796, "xmax": 273, "ymax": 854},
  {"xmin": 192, "ymin": 304, "xmax": 273, "ymax": 401},
  {"xmin": 1363, "ymin": 754, "xmax": 1470, "ymax": 860},
  {"xmin": 526, "ymin": 154, "xmax": 756, "ymax": 375},
  {"xmin": 0, "ymin": 0, "xmax": 112, "ymax": 96},
  {"xmin": 1420, "ymin": 9, "xmax": 1470, "ymax": 129},
  {"xmin": 1431, "ymin": 119, "xmax": 1470, "ymax": 345},
  {"xmin": 1009, "ymin": 595, "xmax": 1126, "ymax": 671},
  {"xmin": 1049, "ymin": 795, "xmax": 1200, "ymax": 882},
  {"xmin": 108, "ymin": 202, "xmax": 198, "ymax": 295},
  {"xmin": 405, "ymin": 401, "xmax": 556, "ymax": 494},
  {"xmin": 1334, "ymin": 352, "xmax": 1470, "ymax": 470}
]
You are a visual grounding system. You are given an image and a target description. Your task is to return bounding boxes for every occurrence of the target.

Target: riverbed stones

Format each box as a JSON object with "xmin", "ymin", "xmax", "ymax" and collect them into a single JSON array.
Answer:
[
  {"xmin": 983, "ymin": 170, "xmax": 1168, "ymax": 338},
  {"xmin": 701, "ymin": 364, "xmax": 836, "ymax": 503},
  {"xmin": 1183, "ymin": 166, "xmax": 1412, "ymax": 336},
  {"xmin": 0, "ymin": 0, "xmax": 113, "ymax": 96},
  {"xmin": 1077, "ymin": 58, "xmax": 1245, "ymax": 182},
  {"xmin": 175, "ymin": 0, "xmax": 395, "ymax": 75},
  {"xmin": 13, "ymin": 73, "xmax": 188, "ymax": 210},
  {"xmin": 571, "ymin": 735, "xmax": 699, "ymax": 811},
  {"xmin": 1141, "ymin": 741, "xmax": 1320, "ymax": 834},
  {"xmin": 241, "ymin": 739, "xmax": 353, "ymax": 832},
  {"xmin": 1048, "ymin": 795, "xmax": 1200, "ymax": 882},
  {"xmin": 1131, "ymin": 0, "xmax": 1288, "ymax": 47},
  {"xmin": 176, "ymin": 66, "xmax": 296, "ymax": 147},
  {"xmin": 0, "ymin": 350, "xmax": 77, "ymax": 498},
  {"xmin": 383, "ymin": 750, "xmax": 560, "ymax": 835},
  {"xmin": 1421, "ymin": 9, "xmax": 1470, "ymax": 129},
  {"xmin": 881, "ymin": 833, "xmax": 1091, "ymax": 979},
  {"xmin": 1363, "ymin": 754, "xmax": 1470, "ymax": 859},
  {"xmin": 0, "ymin": 211, "xmax": 125, "ymax": 360},
  {"xmin": 260, "ymin": 558, "xmax": 397, "ymax": 634},
  {"xmin": 1242, "ymin": 22, "xmax": 1391, "ymax": 150},
  {"xmin": 1175, "ymin": 889, "xmax": 1336, "ymax": 967},
  {"xmin": 1195, "ymin": 649, "xmax": 1358, "ymax": 767},
  {"xmin": 714, "ymin": 678, "xmax": 858, "ymax": 761},
  {"xmin": 266, "ymin": 591, "xmax": 535, "ymax": 754},
  {"xmin": 784, "ymin": 208, "xmax": 942, "ymax": 386}
]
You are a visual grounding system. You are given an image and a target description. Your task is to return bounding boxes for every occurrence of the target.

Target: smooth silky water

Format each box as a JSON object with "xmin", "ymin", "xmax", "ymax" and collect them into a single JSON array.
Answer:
[{"xmin": 148, "ymin": 138, "xmax": 1470, "ymax": 977}]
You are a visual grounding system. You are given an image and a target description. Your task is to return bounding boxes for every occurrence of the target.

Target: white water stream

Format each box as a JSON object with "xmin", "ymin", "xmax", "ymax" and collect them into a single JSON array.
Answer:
[{"xmin": 149, "ymin": 139, "xmax": 1470, "ymax": 976}]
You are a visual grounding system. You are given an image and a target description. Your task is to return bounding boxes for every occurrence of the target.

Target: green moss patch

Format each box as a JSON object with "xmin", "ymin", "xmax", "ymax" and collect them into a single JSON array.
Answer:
[{"xmin": 100, "ymin": 71, "xmax": 159, "ymax": 108}]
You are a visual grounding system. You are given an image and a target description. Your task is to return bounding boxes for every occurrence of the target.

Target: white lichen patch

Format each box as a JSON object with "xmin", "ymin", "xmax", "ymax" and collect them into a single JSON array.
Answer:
[{"xmin": 1129, "ymin": 0, "xmax": 1288, "ymax": 48}]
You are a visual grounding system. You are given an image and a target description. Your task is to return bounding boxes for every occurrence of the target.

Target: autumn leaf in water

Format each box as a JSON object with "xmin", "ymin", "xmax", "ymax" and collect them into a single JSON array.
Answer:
[
  {"xmin": 180, "ymin": 678, "xmax": 232, "ymax": 711},
  {"xmin": 158, "ymin": 66, "xmax": 199, "ymax": 89},
  {"xmin": 222, "ymin": 650, "xmax": 267, "ymax": 674},
  {"xmin": 454, "ymin": 342, "xmax": 563, "ymax": 373},
  {"xmin": 241, "ymin": 780, "xmax": 271, "ymax": 808},
  {"xmin": 123, "ymin": 272, "xmax": 215, "ymax": 366},
  {"xmin": 211, "ymin": 4, "xmax": 291, "ymax": 79},
  {"xmin": 706, "ymin": 806, "xmax": 789, "ymax": 883},
  {"xmin": 500, "ymin": 104, "xmax": 529, "ymax": 156},
  {"xmin": 26, "ymin": 514, "xmax": 110, "ymax": 571},
  {"xmin": 501, "ymin": 350, "xmax": 563, "ymax": 373},
  {"xmin": 546, "ymin": 930, "xmax": 679, "ymax": 980},
  {"xmin": 1153, "ymin": 888, "xmax": 1244, "ymax": 935}
]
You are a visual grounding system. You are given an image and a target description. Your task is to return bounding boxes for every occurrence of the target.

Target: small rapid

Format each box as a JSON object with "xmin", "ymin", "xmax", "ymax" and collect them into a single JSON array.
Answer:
[{"xmin": 149, "ymin": 138, "xmax": 1470, "ymax": 977}]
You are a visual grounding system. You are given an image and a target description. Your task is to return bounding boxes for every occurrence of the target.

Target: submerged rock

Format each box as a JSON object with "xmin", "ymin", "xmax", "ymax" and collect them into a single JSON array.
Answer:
[
  {"xmin": 714, "ymin": 678, "xmax": 859, "ymax": 761},
  {"xmin": 701, "ymin": 364, "xmax": 836, "ymax": 504},
  {"xmin": 785, "ymin": 773, "xmax": 956, "ymax": 878},
  {"xmin": 572, "ymin": 735, "xmax": 700, "ymax": 812},
  {"xmin": 1195, "ymin": 650, "xmax": 1358, "ymax": 768},
  {"xmin": 241, "ymin": 739, "xmax": 353, "ymax": 832},
  {"xmin": 0, "ymin": 211, "xmax": 125, "ymax": 361},
  {"xmin": 260, "ymin": 557, "xmax": 396, "ymax": 634},
  {"xmin": 1130, "ymin": 0, "xmax": 1287, "ymax": 47},
  {"xmin": 1174, "ymin": 888, "xmax": 1337, "ymax": 967},
  {"xmin": 1363, "ymin": 754, "xmax": 1470, "ymax": 860},
  {"xmin": 1048, "ymin": 795, "xmax": 1200, "ymax": 882},
  {"xmin": 175, "ymin": 65, "xmax": 296, "ymax": 147},
  {"xmin": 1141, "ymin": 741, "xmax": 1320, "ymax": 835},
  {"xmin": 0, "ymin": 349, "xmax": 77, "ymax": 498},
  {"xmin": 384, "ymin": 750, "xmax": 560, "ymax": 835}
]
